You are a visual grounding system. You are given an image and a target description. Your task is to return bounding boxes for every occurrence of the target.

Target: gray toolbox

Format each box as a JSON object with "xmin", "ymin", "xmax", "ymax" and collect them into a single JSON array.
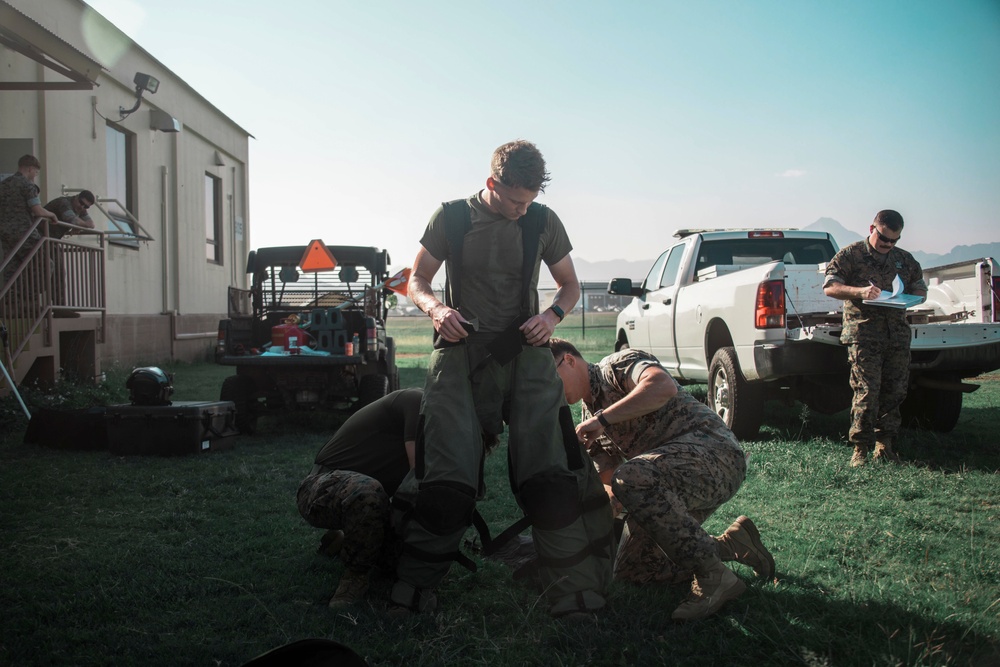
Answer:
[{"xmin": 105, "ymin": 400, "xmax": 239, "ymax": 456}]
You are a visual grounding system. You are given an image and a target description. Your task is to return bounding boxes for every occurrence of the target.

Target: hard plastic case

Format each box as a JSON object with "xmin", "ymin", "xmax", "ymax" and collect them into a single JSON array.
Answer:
[{"xmin": 105, "ymin": 400, "xmax": 238, "ymax": 456}]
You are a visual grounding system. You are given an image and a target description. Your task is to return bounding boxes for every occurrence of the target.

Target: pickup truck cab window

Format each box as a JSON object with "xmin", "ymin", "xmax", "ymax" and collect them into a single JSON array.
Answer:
[
  {"xmin": 658, "ymin": 247, "xmax": 685, "ymax": 289},
  {"xmin": 642, "ymin": 250, "xmax": 671, "ymax": 293}
]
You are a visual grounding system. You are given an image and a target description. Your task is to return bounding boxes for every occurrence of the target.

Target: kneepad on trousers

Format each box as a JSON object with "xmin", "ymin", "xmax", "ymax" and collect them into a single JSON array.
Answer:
[
  {"xmin": 412, "ymin": 481, "xmax": 477, "ymax": 536},
  {"xmin": 519, "ymin": 471, "xmax": 581, "ymax": 530}
]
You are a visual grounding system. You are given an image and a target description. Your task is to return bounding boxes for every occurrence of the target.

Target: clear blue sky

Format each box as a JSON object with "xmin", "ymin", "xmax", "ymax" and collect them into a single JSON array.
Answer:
[{"xmin": 85, "ymin": 0, "xmax": 1000, "ymax": 270}]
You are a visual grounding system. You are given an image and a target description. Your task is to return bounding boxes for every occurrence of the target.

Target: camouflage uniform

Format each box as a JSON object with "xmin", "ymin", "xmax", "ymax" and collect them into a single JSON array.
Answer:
[
  {"xmin": 0, "ymin": 172, "xmax": 41, "ymax": 280},
  {"xmin": 296, "ymin": 389, "xmax": 421, "ymax": 574},
  {"xmin": 824, "ymin": 240, "xmax": 926, "ymax": 450},
  {"xmin": 297, "ymin": 469, "xmax": 398, "ymax": 572},
  {"xmin": 585, "ymin": 349, "xmax": 746, "ymax": 583}
]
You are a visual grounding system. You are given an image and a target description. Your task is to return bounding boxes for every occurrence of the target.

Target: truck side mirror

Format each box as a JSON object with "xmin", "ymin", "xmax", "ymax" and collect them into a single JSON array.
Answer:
[{"xmin": 608, "ymin": 278, "xmax": 642, "ymax": 297}]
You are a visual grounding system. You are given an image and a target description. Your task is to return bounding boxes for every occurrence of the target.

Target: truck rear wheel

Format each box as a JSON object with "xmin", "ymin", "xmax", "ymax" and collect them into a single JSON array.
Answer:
[
  {"xmin": 708, "ymin": 346, "xmax": 764, "ymax": 440},
  {"xmin": 384, "ymin": 337, "xmax": 400, "ymax": 391},
  {"xmin": 901, "ymin": 384, "xmax": 963, "ymax": 433},
  {"xmin": 221, "ymin": 374, "xmax": 258, "ymax": 434},
  {"xmin": 358, "ymin": 373, "xmax": 389, "ymax": 409}
]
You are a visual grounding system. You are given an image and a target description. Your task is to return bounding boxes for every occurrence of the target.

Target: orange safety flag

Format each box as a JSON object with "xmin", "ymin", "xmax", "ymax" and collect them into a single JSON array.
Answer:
[
  {"xmin": 386, "ymin": 268, "xmax": 411, "ymax": 296},
  {"xmin": 299, "ymin": 240, "xmax": 338, "ymax": 272}
]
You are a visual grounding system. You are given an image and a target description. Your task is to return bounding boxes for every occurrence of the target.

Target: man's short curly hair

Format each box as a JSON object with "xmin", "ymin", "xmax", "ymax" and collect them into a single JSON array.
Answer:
[{"xmin": 491, "ymin": 140, "xmax": 551, "ymax": 193}]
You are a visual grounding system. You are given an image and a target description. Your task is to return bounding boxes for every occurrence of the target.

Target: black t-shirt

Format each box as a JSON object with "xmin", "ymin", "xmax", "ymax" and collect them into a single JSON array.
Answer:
[{"xmin": 312, "ymin": 388, "xmax": 420, "ymax": 495}]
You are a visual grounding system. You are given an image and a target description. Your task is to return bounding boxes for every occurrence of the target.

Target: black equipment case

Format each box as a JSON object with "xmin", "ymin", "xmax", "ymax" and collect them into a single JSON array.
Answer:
[
  {"xmin": 24, "ymin": 406, "xmax": 109, "ymax": 451},
  {"xmin": 105, "ymin": 400, "xmax": 239, "ymax": 456}
]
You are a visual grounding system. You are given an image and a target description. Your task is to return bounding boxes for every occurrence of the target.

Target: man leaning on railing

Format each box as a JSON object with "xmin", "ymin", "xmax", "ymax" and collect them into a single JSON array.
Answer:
[{"xmin": 44, "ymin": 191, "xmax": 97, "ymax": 238}]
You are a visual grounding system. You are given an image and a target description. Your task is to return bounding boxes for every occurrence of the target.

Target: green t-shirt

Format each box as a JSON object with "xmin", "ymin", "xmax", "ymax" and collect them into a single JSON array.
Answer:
[
  {"xmin": 419, "ymin": 192, "xmax": 573, "ymax": 333},
  {"xmin": 312, "ymin": 388, "xmax": 420, "ymax": 496},
  {"xmin": 44, "ymin": 196, "xmax": 94, "ymax": 238}
]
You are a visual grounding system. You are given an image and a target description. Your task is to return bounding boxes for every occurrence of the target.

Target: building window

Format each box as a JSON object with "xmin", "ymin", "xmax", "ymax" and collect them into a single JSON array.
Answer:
[
  {"xmin": 205, "ymin": 173, "xmax": 223, "ymax": 264},
  {"xmin": 105, "ymin": 122, "xmax": 138, "ymax": 247}
]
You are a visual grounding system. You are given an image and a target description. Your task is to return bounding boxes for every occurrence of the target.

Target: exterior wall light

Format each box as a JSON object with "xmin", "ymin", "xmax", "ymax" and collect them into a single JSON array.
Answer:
[{"xmin": 119, "ymin": 71, "xmax": 160, "ymax": 119}]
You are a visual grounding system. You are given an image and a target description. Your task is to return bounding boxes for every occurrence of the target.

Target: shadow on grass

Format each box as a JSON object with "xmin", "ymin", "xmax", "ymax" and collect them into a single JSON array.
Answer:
[
  {"xmin": 734, "ymin": 572, "xmax": 1000, "ymax": 667},
  {"xmin": 750, "ymin": 398, "xmax": 1000, "ymax": 473},
  {"xmin": 325, "ymin": 569, "xmax": 1000, "ymax": 667}
]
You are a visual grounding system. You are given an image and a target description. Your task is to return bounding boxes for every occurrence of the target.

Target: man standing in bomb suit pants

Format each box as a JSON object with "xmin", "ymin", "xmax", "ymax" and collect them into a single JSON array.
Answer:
[
  {"xmin": 549, "ymin": 339, "xmax": 775, "ymax": 621},
  {"xmin": 390, "ymin": 140, "xmax": 614, "ymax": 619}
]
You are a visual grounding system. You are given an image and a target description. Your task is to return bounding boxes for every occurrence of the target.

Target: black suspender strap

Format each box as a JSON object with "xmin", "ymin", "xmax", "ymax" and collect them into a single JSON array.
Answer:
[
  {"xmin": 517, "ymin": 202, "xmax": 546, "ymax": 316},
  {"xmin": 441, "ymin": 199, "xmax": 472, "ymax": 310}
]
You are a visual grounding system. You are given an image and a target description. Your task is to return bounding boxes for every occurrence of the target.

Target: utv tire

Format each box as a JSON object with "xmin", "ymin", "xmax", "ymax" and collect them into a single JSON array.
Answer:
[
  {"xmin": 384, "ymin": 337, "xmax": 400, "ymax": 391},
  {"xmin": 358, "ymin": 373, "xmax": 390, "ymax": 409},
  {"xmin": 707, "ymin": 346, "xmax": 764, "ymax": 440},
  {"xmin": 221, "ymin": 374, "xmax": 258, "ymax": 435}
]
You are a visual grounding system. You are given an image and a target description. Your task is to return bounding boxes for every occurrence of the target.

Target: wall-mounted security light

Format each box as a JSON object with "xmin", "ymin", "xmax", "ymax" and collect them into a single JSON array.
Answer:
[
  {"xmin": 134, "ymin": 72, "xmax": 159, "ymax": 94},
  {"xmin": 119, "ymin": 71, "xmax": 160, "ymax": 119}
]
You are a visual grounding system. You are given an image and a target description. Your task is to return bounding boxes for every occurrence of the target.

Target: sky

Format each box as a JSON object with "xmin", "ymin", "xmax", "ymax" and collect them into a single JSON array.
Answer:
[{"xmin": 83, "ymin": 0, "xmax": 1000, "ymax": 272}]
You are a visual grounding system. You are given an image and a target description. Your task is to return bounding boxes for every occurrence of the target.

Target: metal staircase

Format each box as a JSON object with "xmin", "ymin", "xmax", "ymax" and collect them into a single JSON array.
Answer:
[{"xmin": 0, "ymin": 218, "xmax": 106, "ymax": 396}]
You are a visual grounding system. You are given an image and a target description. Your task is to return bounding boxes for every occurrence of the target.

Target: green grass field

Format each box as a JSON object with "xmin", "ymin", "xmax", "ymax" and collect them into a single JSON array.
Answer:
[{"xmin": 1, "ymin": 316, "xmax": 998, "ymax": 666}]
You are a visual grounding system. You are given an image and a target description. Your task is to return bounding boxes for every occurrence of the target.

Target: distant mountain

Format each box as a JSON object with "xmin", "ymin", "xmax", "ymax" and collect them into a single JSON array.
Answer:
[
  {"xmin": 800, "ymin": 218, "xmax": 1000, "ymax": 270},
  {"xmin": 573, "ymin": 257, "xmax": 652, "ymax": 284},
  {"xmin": 801, "ymin": 217, "xmax": 865, "ymax": 248},
  {"xmin": 572, "ymin": 219, "xmax": 999, "ymax": 283}
]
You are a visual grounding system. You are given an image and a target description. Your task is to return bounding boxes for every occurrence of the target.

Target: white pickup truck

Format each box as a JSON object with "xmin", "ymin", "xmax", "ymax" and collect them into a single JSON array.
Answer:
[{"xmin": 609, "ymin": 229, "xmax": 1000, "ymax": 439}]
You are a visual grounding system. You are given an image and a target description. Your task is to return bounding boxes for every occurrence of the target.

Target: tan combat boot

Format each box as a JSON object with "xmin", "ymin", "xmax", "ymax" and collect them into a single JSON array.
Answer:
[
  {"xmin": 873, "ymin": 441, "xmax": 901, "ymax": 463},
  {"xmin": 386, "ymin": 580, "xmax": 437, "ymax": 618},
  {"xmin": 850, "ymin": 445, "xmax": 870, "ymax": 467},
  {"xmin": 328, "ymin": 569, "xmax": 369, "ymax": 609},
  {"xmin": 716, "ymin": 516, "xmax": 775, "ymax": 580},
  {"xmin": 671, "ymin": 559, "xmax": 746, "ymax": 622}
]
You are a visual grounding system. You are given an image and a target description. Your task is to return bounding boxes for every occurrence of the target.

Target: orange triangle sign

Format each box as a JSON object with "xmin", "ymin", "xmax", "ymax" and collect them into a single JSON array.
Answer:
[
  {"xmin": 299, "ymin": 240, "xmax": 338, "ymax": 272},
  {"xmin": 386, "ymin": 268, "xmax": 411, "ymax": 296}
]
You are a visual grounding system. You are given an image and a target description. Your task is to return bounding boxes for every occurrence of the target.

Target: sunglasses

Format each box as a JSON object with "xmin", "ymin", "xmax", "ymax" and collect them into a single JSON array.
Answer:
[{"xmin": 872, "ymin": 225, "xmax": 900, "ymax": 245}]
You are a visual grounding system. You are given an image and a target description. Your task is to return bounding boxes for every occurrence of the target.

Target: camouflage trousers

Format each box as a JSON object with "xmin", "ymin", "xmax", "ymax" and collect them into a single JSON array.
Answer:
[
  {"xmin": 847, "ymin": 343, "xmax": 910, "ymax": 448},
  {"xmin": 0, "ymin": 227, "xmax": 41, "ymax": 283},
  {"xmin": 611, "ymin": 438, "xmax": 746, "ymax": 583},
  {"xmin": 296, "ymin": 469, "xmax": 397, "ymax": 573}
]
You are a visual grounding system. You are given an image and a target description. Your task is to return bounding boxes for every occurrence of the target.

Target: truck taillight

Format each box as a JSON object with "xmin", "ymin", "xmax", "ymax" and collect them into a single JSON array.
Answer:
[
  {"xmin": 993, "ymin": 276, "xmax": 1000, "ymax": 323},
  {"xmin": 755, "ymin": 280, "xmax": 785, "ymax": 329},
  {"xmin": 365, "ymin": 316, "xmax": 377, "ymax": 351}
]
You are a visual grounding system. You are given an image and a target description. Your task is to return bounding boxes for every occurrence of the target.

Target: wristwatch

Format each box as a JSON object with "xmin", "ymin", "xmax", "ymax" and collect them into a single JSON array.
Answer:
[
  {"xmin": 594, "ymin": 409, "xmax": 610, "ymax": 428},
  {"xmin": 548, "ymin": 304, "xmax": 565, "ymax": 321}
]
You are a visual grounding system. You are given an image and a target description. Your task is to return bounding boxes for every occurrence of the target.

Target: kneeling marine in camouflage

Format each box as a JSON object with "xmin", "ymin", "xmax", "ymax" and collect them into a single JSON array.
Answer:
[{"xmin": 550, "ymin": 340, "xmax": 775, "ymax": 621}]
